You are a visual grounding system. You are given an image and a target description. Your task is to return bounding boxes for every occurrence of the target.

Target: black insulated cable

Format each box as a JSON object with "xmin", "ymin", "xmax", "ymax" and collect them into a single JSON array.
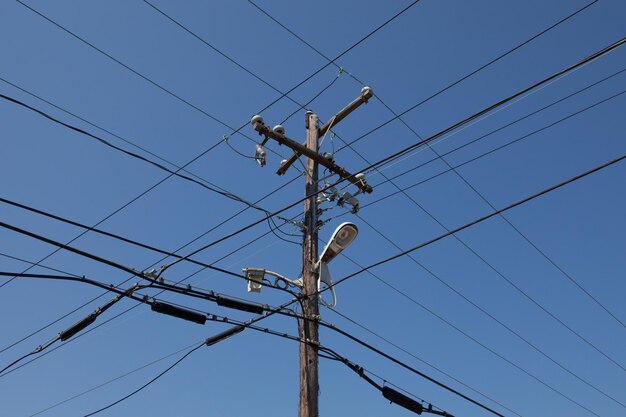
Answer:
[
  {"xmin": 204, "ymin": 325, "xmax": 245, "ymax": 346},
  {"xmin": 216, "ymin": 295, "xmax": 266, "ymax": 314},
  {"xmin": 151, "ymin": 301, "xmax": 207, "ymax": 325}
]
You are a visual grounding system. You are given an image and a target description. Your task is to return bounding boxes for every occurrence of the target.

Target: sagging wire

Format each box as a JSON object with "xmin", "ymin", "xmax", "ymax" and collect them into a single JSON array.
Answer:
[{"xmin": 223, "ymin": 134, "xmax": 255, "ymax": 159}]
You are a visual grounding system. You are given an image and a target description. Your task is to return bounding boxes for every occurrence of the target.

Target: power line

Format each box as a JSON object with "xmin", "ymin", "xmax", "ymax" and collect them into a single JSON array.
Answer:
[
  {"xmin": 0, "ymin": 165, "xmax": 300, "ymax": 353},
  {"xmin": 156, "ymin": 37, "xmax": 626, "ymax": 283},
  {"xmin": 14, "ymin": 0, "xmax": 277, "ymax": 154},
  {"xmin": 358, "ymin": 90, "xmax": 625, "ymax": 211},
  {"xmin": 79, "ymin": 293, "xmax": 298, "ymax": 417},
  {"xmin": 2, "ymin": 259, "xmax": 506, "ymax": 416},
  {"xmin": 0, "ymin": 275, "xmax": 155, "ymax": 376},
  {"xmin": 0, "ymin": 196, "xmax": 294, "ymax": 295},
  {"xmin": 3, "ymin": 254, "xmax": 504, "ymax": 416},
  {"xmin": 16, "ymin": 0, "xmax": 421, "ymax": 167},
  {"xmin": 0, "ymin": 201, "xmax": 300, "ymax": 367},
  {"xmin": 247, "ymin": 0, "xmax": 598, "ymax": 96},
  {"xmin": 312, "ymin": 98, "xmax": 626, "ymax": 407},
  {"xmin": 325, "ymin": 152, "xmax": 626, "ymax": 298},
  {"xmin": 267, "ymin": 64, "xmax": 626, "ymax": 406},
  {"xmin": 326, "ymin": 305, "xmax": 522, "ymax": 417},
  {"xmin": 343, "ymin": 36, "xmax": 626, "ymax": 172},
  {"xmin": 360, "ymin": 84, "xmax": 626, "ymax": 334},
  {"xmin": 233, "ymin": 1, "xmax": 626, "ymax": 345},
  {"xmin": 0, "ymin": 93, "xmax": 282, "ymax": 217},
  {"xmin": 248, "ymin": 0, "xmax": 604, "ymax": 162},
  {"xmin": 54, "ymin": 308, "xmax": 452, "ymax": 417},
  {"xmin": 0, "ymin": 221, "xmax": 293, "ymax": 328},
  {"xmin": 364, "ymin": 70, "xmax": 625, "ymax": 187},
  {"xmin": 27, "ymin": 339, "xmax": 202, "ymax": 416},
  {"xmin": 311, "ymin": 151, "xmax": 626, "ymax": 414},
  {"xmin": 3, "ymin": 0, "xmax": 425, "ymax": 316},
  {"xmin": 354, "ymin": 212, "xmax": 624, "ymax": 407}
]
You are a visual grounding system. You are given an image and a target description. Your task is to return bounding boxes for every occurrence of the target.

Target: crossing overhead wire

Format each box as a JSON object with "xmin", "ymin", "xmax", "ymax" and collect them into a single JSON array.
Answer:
[
  {"xmin": 0, "ymin": 93, "xmax": 281, "ymax": 218},
  {"xmin": 0, "ymin": 273, "xmax": 157, "ymax": 376},
  {"xmin": 17, "ymin": 0, "xmax": 421, "ymax": 165},
  {"xmin": 322, "ymin": 152, "xmax": 626, "ymax": 300},
  {"xmin": 4, "ymin": 242, "xmax": 510, "ymax": 414},
  {"xmin": 155, "ymin": 37, "xmax": 626, "ymax": 276},
  {"xmin": 310, "ymin": 154, "xmax": 626, "ymax": 414},
  {"xmin": 143, "ymin": 0, "xmax": 344, "ymax": 127},
  {"xmin": 354, "ymin": 210, "xmax": 625, "ymax": 407},
  {"xmin": 80, "ymin": 294, "xmax": 298, "ymax": 417},
  {"xmin": 0, "ymin": 221, "xmax": 293, "ymax": 326},
  {"xmin": 0, "ymin": 88, "xmax": 298, "ymax": 251},
  {"xmin": 3, "ymin": 258, "xmax": 499, "ymax": 417},
  {"xmin": 243, "ymin": 9, "xmax": 626, "ymax": 390},
  {"xmin": 248, "ymin": 0, "xmax": 601, "ymax": 146},
  {"xmin": 14, "ymin": 0, "xmax": 294, "ymax": 161},
  {"xmin": 0, "ymin": 203, "xmax": 306, "ymax": 368},
  {"xmin": 0, "ymin": 190, "xmax": 302, "ymax": 363},
  {"xmin": 360, "ymin": 90, "xmax": 625, "ymax": 210},
  {"xmin": 326, "ymin": 305, "xmax": 522, "ymax": 417},
  {"xmin": 319, "ymin": 88, "xmax": 626, "ymax": 387},
  {"xmin": 303, "ymin": 86, "xmax": 626, "ymax": 405},
  {"xmin": 42, "ymin": 306, "xmax": 449, "ymax": 417},
  {"xmin": 28, "ymin": 339, "xmax": 202, "ymax": 416},
  {"xmin": 5, "ymin": 0, "xmax": 423, "ymax": 296},
  {"xmin": 345, "ymin": 36, "xmax": 626, "ymax": 172},
  {"xmin": 0, "ymin": 196, "xmax": 280, "ymax": 289},
  {"xmin": 0, "ymin": 195, "xmax": 306, "ymax": 297},
  {"xmin": 373, "ymin": 107, "xmax": 626, "ymax": 334},
  {"xmin": 367, "ymin": 70, "xmax": 626, "ymax": 186}
]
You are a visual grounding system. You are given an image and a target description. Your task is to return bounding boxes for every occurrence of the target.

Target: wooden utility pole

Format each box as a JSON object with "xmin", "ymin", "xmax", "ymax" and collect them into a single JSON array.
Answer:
[
  {"xmin": 299, "ymin": 110, "xmax": 320, "ymax": 417},
  {"xmin": 249, "ymin": 86, "xmax": 374, "ymax": 417}
]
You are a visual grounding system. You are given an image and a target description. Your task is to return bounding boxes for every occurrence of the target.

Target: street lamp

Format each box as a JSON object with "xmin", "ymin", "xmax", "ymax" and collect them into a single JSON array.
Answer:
[
  {"xmin": 317, "ymin": 222, "xmax": 358, "ymax": 307},
  {"xmin": 243, "ymin": 222, "xmax": 358, "ymax": 308}
]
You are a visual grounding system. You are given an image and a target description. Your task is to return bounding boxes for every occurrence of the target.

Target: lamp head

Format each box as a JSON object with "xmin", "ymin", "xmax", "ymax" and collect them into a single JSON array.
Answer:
[{"xmin": 320, "ymin": 222, "xmax": 358, "ymax": 264}]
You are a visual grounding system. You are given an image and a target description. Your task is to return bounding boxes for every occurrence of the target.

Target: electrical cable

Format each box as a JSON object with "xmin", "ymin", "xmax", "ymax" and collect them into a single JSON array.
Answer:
[
  {"xmin": 0, "ymin": 170, "xmax": 301, "ymax": 354},
  {"xmin": 0, "ymin": 222, "xmax": 295, "ymax": 326},
  {"xmin": 0, "ymin": 92, "xmax": 286, "ymax": 219},
  {"xmin": 10, "ymin": 4, "xmax": 619, "ymax": 290},
  {"xmin": 28, "ymin": 339, "xmax": 202, "ymax": 416},
  {"xmin": 361, "ymin": 90, "xmax": 625, "ymax": 210},
  {"xmin": 14, "ymin": 0, "xmax": 292, "ymax": 163},
  {"xmin": 248, "ymin": 24, "xmax": 626, "ymax": 397},
  {"xmin": 315, "ymin": 93, "xmax": 626, "ymax": 396},
  {"xmin": 366, "ymin": 70, "xmax": 625, "ymax": 186},
  {"xmin": 249, "ymin": 0, "xmax": 598, "ymax": 98},
  {"xmin": 154, "ymin": 37, "xmax": 626, "ymax": 278},
  {"xmin": 81, "ymin": 342, "xmax": 203, "ymax": 417},
  {"xmin": 0, "ymin": 194, "xmax": 302, "ymax": 287},
  {"xmin": 322, "ymin": 152, "xmax": 626, "ymax": 297},
  {"xmin": 341, "ymin": 36, "xmax": 626, "ymax": 171},
  {"xmin": 302, "ymin": 154, "xmax": 626, "ymax": 414},
  {"xmin": 34, "ymin": 317, "xmax": 450, "ymax": 416},
  {"xmin": 79, "ymin": 295, "xmax": 298, "ymax": 417},
  {"xmin": 16, "ymin": 0, "xmax": 422, "ymax": 173},
  {"xmin": 2, "ymin": 251, "xmax": 506, "ymax": 416},
  {"xmin": 356, "ymin": 212, "xmax": 625, "ymax": 407},
  {"xmin": 143, "ymin": 0, "xmax": 347, "ymax": 130},
  {"xmin": 0, "ymin": 274, "xmax": 154, "ymax": 375},
  {"xmin": 307, "ymin": 91, "xmax": 626, "ymax": 405},
  {"xmin": 248, "ymin": 0, "xmax": 602, "ymax": 159},
  {"xmin": 326, "ymin": 305, "xmax": 522, "ymax": 417},
  {"xmin": 0, "ymin": 206, "xmax": 301, "ymax": 369},
  {"xmin": 3, "ymin": 264, "xmax": 499, "ymax": 416}
]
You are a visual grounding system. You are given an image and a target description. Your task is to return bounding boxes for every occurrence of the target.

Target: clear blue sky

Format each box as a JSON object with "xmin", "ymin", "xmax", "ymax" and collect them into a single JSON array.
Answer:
[{"xmin": 1, "ymin": 1, "xmax": 624, "ymax": 416}]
